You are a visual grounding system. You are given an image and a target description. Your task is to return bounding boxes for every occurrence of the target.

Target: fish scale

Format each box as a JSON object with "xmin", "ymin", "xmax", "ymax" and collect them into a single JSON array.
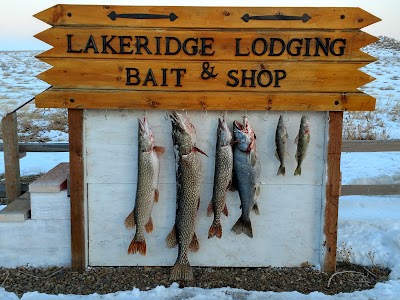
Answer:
[
  {"xmin": 166, "ymin": 111, "xmax": 204, "ymax": 281},
  {"xmin": 208, "ymin": 117, "xmax": 233, "ymax": 239},
  {"xmin": 231, "ymin": 117, "xmax": 261, "ymax": 239},
  {"xmin": 124, "ymin": 117, "xmax": 163, "ymax": 256}
]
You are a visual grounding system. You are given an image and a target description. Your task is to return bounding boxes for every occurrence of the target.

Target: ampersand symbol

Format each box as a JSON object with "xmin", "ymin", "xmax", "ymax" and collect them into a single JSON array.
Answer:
[{"xmin": 201, "ymin": 62, "xmax": 218, "ymax": 79}]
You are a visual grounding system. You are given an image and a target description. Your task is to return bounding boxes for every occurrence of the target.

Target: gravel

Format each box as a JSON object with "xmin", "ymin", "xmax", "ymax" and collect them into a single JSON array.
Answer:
[{"xmin": 0, "ymin": 263, "xmax": 390, "ymax": 298}]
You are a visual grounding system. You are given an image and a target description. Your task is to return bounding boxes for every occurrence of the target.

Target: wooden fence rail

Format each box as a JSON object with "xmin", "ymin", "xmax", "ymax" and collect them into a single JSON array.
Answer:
[{"xmin": 1, "ymin": 139, "xmax": 399, "ymax": 200}]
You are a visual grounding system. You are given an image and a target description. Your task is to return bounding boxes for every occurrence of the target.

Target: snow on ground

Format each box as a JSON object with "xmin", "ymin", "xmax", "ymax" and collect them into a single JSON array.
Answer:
[{"xmin": 0, "ymin": 41, "xmax": 399, "ymax": 298}]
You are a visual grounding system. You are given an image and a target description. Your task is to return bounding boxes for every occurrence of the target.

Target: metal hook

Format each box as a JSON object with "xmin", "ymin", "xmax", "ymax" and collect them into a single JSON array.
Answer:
[
  {"xmin": 105, "ymin": 109, "xmax": 108, "ymax": 120},
  {"xmin": 284, "ymin": 111, "xmax": 289, "ymax": 123},
  {"xmin": 204, "ymin": 109, "xmax": 209, "ymax": 120},
  {"xmin": 164, "ymin": 110, "xmax": 169, "ymax": 121},
  {"xmin": 222, "ymin": 110, "xmax": 228, "ymax": 121}
]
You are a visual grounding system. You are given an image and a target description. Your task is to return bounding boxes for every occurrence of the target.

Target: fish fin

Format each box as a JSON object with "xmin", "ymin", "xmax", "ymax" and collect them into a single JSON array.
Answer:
[
  {"xmin": 197, "ymin": 198, "xmax": 200, "ymax": 211},
  {"xmin": 223, "ymin": 203, "xmax": 229, "ymax": 217},
  {"xmin": 294, "ymin": 166, "xmax": 301, "ymax": 176},
  {"xmin": 124, "ymin": 211, "xmax": 135, "ymax": 229},
  {"xmin": 277, "ymin": 165, "xmax": 285, "ymax": 176},
  {"xmin": 294, "ymin": 133, "xmax": 299, "ymax": 144},
  {"xmin": 285, "ymin": 151, "xmax": 290, "ymax": 159},
  {"xmin": 170, "ymin": 261, "xmax": 193, "ymax": 281},
  {"xmin": 154, "ymin": 188, "xmax": 159, "ymax": 203},
  {"xmin": 252, "ymin": 203, "xmax": 260, "ymax": 215},
  {"xmin": 255, "ymin": 185, "xmax": 261, "ymax": 196},
  {"xmin": 306, "ymin": 134, "xmax": 311, "ymax": 143},
  {"xmin": 145, "ymin": 217, "xmax": 153, "ymax": 233},
  {"xmin": 275, "ymin": 149, "xmax": 279, "ymax": 161},
  {"xmin": 127, "ymin": 238, "xmax": 146, "ymax": 256},
  {"xmin": 193, "ymin": 146, "xmax": 208, "ymax": 157},
  {"xmin": 207, "ymin": 200, "xmax": 213, "ymax": 217},
  {"xmin": 231, "ymin": 216, "xmax": 253, "ymax": 238},
  {"xmin": 208, "ymin": 221, "xmax": 222, "ymax": 239},
  {"xmin": 189, "ymin": 232, "xmax": 200, "ymax": 252},
  {"xmin": 165, "ymin": 226, "xmax": 178, "ymax": 248},
  {"xmin": 154, "ymin": 146, "xmax": 165, "ymax": 155}
]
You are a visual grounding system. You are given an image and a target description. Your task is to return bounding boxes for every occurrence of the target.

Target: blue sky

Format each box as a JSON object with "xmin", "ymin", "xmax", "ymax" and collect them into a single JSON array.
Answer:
[{"xmin": 0, "ymin": 0, "xmax": 398, "ymax": 50}]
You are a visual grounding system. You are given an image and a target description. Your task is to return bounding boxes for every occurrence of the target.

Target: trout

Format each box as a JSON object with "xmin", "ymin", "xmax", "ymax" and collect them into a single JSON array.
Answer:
[
  {"xmin": 275, "ymin": 115, "xmax": 289, "ymax": 176},
  {"xmin": 231, "ymin": 117, "xmax": 261, "ymax": 238},
  {"xmin": 166, "ymin": 111, "xmax": 207, "ymax": 281},
  {"xmin": 207, "ymin": 116, "xmax": 233, "ymax": 239},
  {"xmin": 294, "ymin": 116, "xmax": 310, "ymax": 176},
  {"xmin": 124, "ymin": 117, "xmax": 164, "ymax": 255}
]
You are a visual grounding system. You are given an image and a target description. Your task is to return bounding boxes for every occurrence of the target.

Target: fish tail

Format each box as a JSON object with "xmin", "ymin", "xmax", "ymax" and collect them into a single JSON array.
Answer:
[
  {"xmin": 208, "ymin": 220, "xmax": 222, "ymax": 239},
  {"xmin": 294, "ymin": 166, "xmax": 302, "ymax": 176},
  {"xmin": 231, "ymin": 216, "xmax": 253, "ymax": 238},
  {"xmin": 170, "ymin": 260, "xmax": 193, "ymax": 281},
  {"xmin": 277, "ymin": 164, "xmax": 285, "ymax": 176},
  {"xmin": 127, "ymin": 237, "xmax": 147, "ymax": 256}
]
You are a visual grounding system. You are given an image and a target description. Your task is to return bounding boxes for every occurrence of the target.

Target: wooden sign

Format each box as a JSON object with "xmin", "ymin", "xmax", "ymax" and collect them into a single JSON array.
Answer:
[{"xmin": 34, "ymin": 5, "xmax": 380, "ymax": 111}]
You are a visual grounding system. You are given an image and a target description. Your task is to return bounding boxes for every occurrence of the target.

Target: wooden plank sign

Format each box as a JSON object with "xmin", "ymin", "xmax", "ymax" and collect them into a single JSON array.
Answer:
[{"xmin": 34, "ymin": 5, "xmax": 379, "ymax": 111}]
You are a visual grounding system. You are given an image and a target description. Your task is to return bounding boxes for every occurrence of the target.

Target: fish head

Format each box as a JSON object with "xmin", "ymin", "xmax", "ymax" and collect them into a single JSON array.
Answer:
[
  {"xmin": 300, "ymin": 116, "xmax": 310, "ymax": 135},
  {"xmin": 233, "ymin": 119, "xmax": 255, "ymax": 153},
  {"xmin": 138, "ymin": 116, "xmax": 155, "ymax": 152},
  {"xmin": 170, "ymin": 111, "xmax": 196, "ymax": 155},
  {"xmin": 217, "ymin": 116, "xmax": 232, "ymax": 147}
]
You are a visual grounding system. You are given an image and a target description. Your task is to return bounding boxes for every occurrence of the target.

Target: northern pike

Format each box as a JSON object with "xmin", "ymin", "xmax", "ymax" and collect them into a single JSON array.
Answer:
[
  {"xmin": 166, "ymin": 111, "xmax": 207, "ymax": 281},
  {"xmin": 275, "ymin": 115, "xmax": 289, "ymax": 176},
  {"xmin": 207, "ymin": 116, "xmax": 233, "ymax": 239},
  {"xmin": 231, "ymin": 117, "xmax": 261, "ymax": 238},
  {"xmin": 124, "ymin": 117, "xmax": 164, "ymax": 255},
  {"xmin": 294, "ymin": 116, "xmax": 310, "ymax": 176}
]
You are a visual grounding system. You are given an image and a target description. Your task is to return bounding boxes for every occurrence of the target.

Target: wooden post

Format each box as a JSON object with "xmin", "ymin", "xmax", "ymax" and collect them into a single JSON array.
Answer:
[
  {"xmin": 68, "ymin": 109, "xmax": 86, "ymax": 271},
  {"xmin": 323, "ymin": 111, "xmax": 343, "ymax": 273},
  {"xmin": 2, "ymin": 112, "xmax": 21, "ymax": 204}
]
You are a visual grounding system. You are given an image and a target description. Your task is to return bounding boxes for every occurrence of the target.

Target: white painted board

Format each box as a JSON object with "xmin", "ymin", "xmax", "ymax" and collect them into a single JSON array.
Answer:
[
  {"xmin": 85, "ymin": 110, "xmax": 328, "ymax": 267},
  {"xmin": 0, "ymin": 219, "xmax": 71, "ymax": 267}
]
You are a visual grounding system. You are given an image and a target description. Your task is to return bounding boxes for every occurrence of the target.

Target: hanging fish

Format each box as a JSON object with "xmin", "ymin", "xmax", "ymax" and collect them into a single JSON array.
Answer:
[
  {"xmin": 231, "ymin": 116, "xmax": 261, "ymax": 238},
  {"xmin": 275, "ymin": 115, "xmax": 289, "ymax": 176},
  {"xmin": 294, "ymin": 116, "xmax": 310, "ymax": 176},
  {"xmin": 124, "ymin": 116, "xmax": 165, "ymax": 255},
  {"xmin": 166, "ymin": 111, "xmax": 207, "ymax": 281},
  {"xmin": 207, "ymin": 116, "xmax": 233, "ymax": 239}
]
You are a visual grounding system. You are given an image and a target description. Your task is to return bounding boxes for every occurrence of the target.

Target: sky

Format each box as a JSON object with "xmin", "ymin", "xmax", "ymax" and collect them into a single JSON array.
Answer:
[{"xmin": 0, "ymin": 0, "xmax": 399, "ymax": 50}]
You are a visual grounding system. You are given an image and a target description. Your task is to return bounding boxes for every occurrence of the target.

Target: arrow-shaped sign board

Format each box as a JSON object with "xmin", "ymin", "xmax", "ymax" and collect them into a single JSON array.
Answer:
[{"xmin": 34, "ymin": 5, "xmax": 380, "ymax": 111}]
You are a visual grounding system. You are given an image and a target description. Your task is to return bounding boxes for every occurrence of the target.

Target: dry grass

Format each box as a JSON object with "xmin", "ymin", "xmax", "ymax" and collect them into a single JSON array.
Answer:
[{"xmin": 0, "ymin": 107, "xmax": 68, "ymax": 142}]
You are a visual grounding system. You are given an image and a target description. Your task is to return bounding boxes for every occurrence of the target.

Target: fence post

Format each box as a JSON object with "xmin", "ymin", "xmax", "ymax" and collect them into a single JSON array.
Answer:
[{"xmin": 2, "ymin": 112, "xmax": 21, "ymax": 204}]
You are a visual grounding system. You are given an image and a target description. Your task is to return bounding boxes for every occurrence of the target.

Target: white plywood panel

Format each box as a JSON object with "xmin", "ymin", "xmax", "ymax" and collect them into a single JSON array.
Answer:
[
  {"xmin": 0, "ymin": 219, "xmax": 71, "ymax": 267},
  {"xmin": 88, "ymin": 183, "xmax": 322, "ymax": 267},
  {"xmin": 30, "ymin": 191, "xmax": 70, "ymax": 220},
  {"xmin": 85, "ymin": 110, "xmax": 327, "ymax": 186}
]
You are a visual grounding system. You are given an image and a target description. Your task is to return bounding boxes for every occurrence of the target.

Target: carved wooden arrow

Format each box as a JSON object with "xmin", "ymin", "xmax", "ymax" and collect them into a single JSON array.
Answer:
[
  {"xmin": 107, "ymin": 11, "xmax": 178, "ymax": 21},
  {"xmin": 242, "ymin": 13, "xmax": 311, "ymax": 23}
]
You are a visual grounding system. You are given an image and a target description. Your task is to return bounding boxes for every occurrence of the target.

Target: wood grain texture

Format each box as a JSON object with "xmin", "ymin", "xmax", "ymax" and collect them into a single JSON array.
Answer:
[
  {"xmin": 34, "ymin": 5, "xmax": 380, "ymax": 29},
  {"xmin": 35, "ymin": 90, "xmax": 376, "ymax": 111},
  {"xmin": 342, "ymin": 139, "xmax": 400, "ymax": 152},
  {"xmin": 68, "ymin": 109, "xmax": 86, "ymax": 271},
  {"xmin": 2, "ymin": 112, "xmax": 21, "ymax": 204},
  {"xmin": 29, "ymin": 163, "xmax": 69, "ymax": 193},
  {"xmin": 37, "ymin": 59, "xmax": 373, "ymax": 92},
  {"xmin": 341, "ymin": 184, "xmax": 400, "ymax": 196},
  {"xmin": 323, "ymin": 111, "xmax": 343, "ymax": 273},
  {"xmin": 35, "ymin": 27, "xmax": 378, "ymax": 62}
]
